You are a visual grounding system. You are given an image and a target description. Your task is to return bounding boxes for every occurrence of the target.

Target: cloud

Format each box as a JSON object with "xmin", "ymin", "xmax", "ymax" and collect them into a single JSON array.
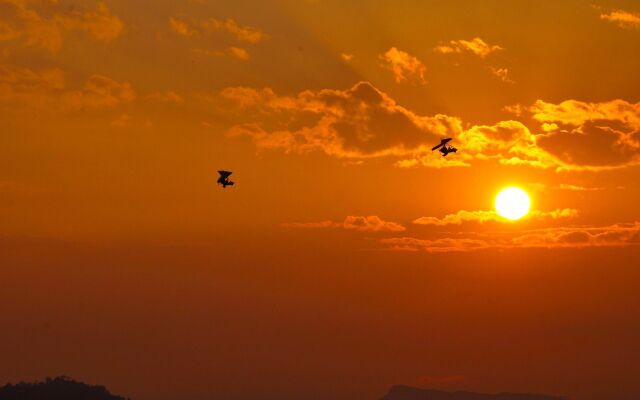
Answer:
[
  {"xmin": 530, "ymin": 99, "xmax": 640, "ymax": 129},
  {"xmin": 343, "ymin": 216, "xmax": 406, "ymax": 232},
  {"xmin": 394, "ymin": 156, "xmax": 469, "ymax": 169},
  {"xmin": 227, "ymin": 46, "xmax": 250, "ymax": 60},
  {"xmin": 169, "ymin": 17, "xmax": 196, "ymax": 37},
  {"xmin": 146, "ymin": 91, "xmax": 184, "ymax": 105},
  {"xmin": 528, "ymin": 99, "xmax": 640, "ymax": 170},
  {"xmin": 170, "ymin": 16, "xmax": 264, "ymax": 61},
  {"xmin": 379, "ymin": 47, "xmax": 426, "ymax": 85},
  {"xmin": 556, "ymin": 184, "xmax": 617, "ymax": 191},
  {"xmin": 0, "ymin": 0, "xmax": 123, "ymax": 53},
  {"xmin": 414, "ymin": 210, "xmax": 500, "ymax": 226},
  {"xmin": 169, "ymin": 16, "xmax": 266, "ymax": 43},
  {"xmin": 222, "ymin": 81, "xmax": 640, "ymax": 171},
  {"xmin": 600, "ymin": 9, "xmax": 640, "ymax": 29},
  {"xmin": 340, "ymin": 53, "xmax": 354, "ymax": 62},
  {"xmin": 382, "ymin": 223, "xmax": 640, "ymax": 252},
  {"xmin": 204, "ymin": 18, "xmax": 266, "ymax": 43},
  {"xmin": 0, "ymin": 63, "xmax": 135, "ymax": 111},
  {"xmin": 434, "ymin": 37, "xmax": 503, "ymax": 58},
  {"xmin": 413, "ymin": 208, "xmax": 578, "ymax": 226},
  {"xmin": 282, "ymin": 220, "xmax": 341, "ymax": 229},
  {"xmin": 382, "ymin": 237, "xmax": 491, "ymax": 253},
  {"xmin": 490, "ymin": 67, "xmax": 514, "ymax": 83},
  {"xmin": 379, "ymin": 47, "xmax": 427, "ymax": 85},
  {"xmin": 222, "ymin": 81, "xmax": 462, "ymax": 158},
  {"xmin": 192, "ymin": 46, "xmax": 250, "ymax": 60},
  {"xmin": 411, "ymin": 119, "xmax": 560, "ymax": 169},
  {"xmin": 283, "ymin": 215, "xmax": 406, "ymax": 233},
  {"xmin": 109, "ymin": 113, "xmax": 132, "ymax": 127}
]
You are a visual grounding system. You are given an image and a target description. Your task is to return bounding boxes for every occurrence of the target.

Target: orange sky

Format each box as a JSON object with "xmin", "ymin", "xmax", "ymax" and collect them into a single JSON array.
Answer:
[{"xmin": 2, "ymin": 1, "xmax": 640, "ymax": 399}]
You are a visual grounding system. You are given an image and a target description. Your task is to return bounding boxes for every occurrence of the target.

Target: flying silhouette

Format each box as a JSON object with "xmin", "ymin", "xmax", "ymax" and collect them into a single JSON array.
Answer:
[
  {"xmin": 217, "ymin": 170, "xmax": 234, "ymax": 188},
  {"xmin": 432, "ymin": 138, "xmax": 458, "ymax": 157}
]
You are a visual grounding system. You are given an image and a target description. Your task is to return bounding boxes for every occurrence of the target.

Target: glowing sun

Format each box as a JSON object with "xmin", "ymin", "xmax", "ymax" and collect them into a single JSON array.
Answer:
[{"xmin": 495, "ymin": 187, "xmax": 531, "ymax": 221}]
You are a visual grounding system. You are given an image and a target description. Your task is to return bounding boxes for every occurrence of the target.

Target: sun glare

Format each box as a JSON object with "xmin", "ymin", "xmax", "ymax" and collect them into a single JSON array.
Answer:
[{"xmin": 495, "ymin": 187, "xmax": 531, "ymax": 221}]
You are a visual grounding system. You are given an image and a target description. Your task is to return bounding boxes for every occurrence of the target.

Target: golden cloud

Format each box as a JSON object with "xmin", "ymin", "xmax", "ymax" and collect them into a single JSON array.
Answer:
[
  {"xmin": 399, "ymin": 120, "xmax": 559, "ymax": 169},
  {"xmin": 0, "ymin": 0, "xmax": 123, "ymax": 53},
  {"xmin": 192, "ymin": 46, "xmax": 250, "ymax": 60},
  {"xmin": 413, "ymin": 208, "xmax": 578, "ymax": 226},
  {"xmin": 146, "ymin": 91, "xmax": 184, "ymax": 105},
  {"xmin": 340, "ymin": 53, "xmax": 354, "ymax": 62},
  {"xmin": 529, "ymin": 99, "xmax": 640, "ymax": 170},
  {"xmin": 530, "ymin": 99, "xmax": 640, "ymax": 129},
  {"xmin": 379, "ymin": 47, "xmax": 426, "ymax": 85},
  {"xmin": 382, "ymin": 223, "xmax": 640, "ymax": 252},
  {"xmin": 0, "ymin": 63, "xmax": 135, "ymax": 111},
  {"xmin": 202, "ymin": 18, "xmax": 266, "ymax": 43},
  {"xmin": 169, "ymin": 16, "xmax": 266, "ymax": 43},
  {"xmin": 222, "ymin": 81, "xmax": 462, "ymax": 158},
  {"xmin": 600, "ymin": 10, "xmax": 640, "ymax": 29},
  {"xmin": 283, "ymin": 215, "xmax": 406, "ymax": 233},
  {"xmin": 434, "ymin": 37, "xmax": 503, "ymax": 58},
  {"xmin": 169, "ymin": 17, "xmax": 196, "ymax": 37},
  {"xmin": 223, "ymin": 81, "xmax": 640, "ymax": 171},
  {"xmin": 490, "ymin": 67, "xmax": 514, "ymax": 83}
]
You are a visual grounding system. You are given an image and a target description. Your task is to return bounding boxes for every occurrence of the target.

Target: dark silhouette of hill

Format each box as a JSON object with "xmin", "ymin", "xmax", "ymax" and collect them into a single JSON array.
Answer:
[
  {"xmin": 0, "ymin": 376, "xmax": 128, "ymax": 400},
  {"xmin": 382, "ymin": 385, "xmax": 565, "ymax": 400}
]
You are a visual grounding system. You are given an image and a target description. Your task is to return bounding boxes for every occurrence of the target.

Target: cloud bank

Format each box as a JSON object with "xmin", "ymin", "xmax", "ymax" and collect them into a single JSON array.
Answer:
[
  {"xmin": 382, "ymin": 223, "xmax": 640, "ymax": 252},
  {"xmin": 222, "ymin": 81, "xmax": 640, "ymax": 171},
  {"xmin": 0, "ymin": 0, "xmax": 123, "ymax": 53}
]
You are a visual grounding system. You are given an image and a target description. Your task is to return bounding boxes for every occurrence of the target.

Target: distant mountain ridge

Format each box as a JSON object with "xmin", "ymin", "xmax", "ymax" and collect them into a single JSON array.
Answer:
[
  {"xmin": 382, "ymin": 385, "xmax": 565, "ymax": 400},
  {"xmin": 0, "ymin": 376, "xmax": 128, "ymax": 400},
  {"xmin": 0, "ymin": 378, "xmax": 564, "ymax": 400}
]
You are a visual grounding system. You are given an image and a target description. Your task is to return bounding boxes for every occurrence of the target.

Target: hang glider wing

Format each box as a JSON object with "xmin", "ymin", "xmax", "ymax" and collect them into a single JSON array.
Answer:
[
  {"xmin": 218, "ymin": 170, "xmax": 232, "ymax": 180},
  {"xmin": 432, "ymin": 138, "xmax": 452, "ymax": 151}
]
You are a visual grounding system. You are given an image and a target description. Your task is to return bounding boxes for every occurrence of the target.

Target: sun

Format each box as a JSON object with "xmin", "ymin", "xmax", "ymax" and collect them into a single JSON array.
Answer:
[{"xmin": 495, "ymin": 187, "xmax": 531, "ymax": 221}]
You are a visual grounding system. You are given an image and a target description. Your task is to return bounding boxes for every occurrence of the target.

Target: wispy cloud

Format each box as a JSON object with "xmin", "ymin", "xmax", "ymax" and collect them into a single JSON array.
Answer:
[
  {"xmin": 379, "ymin": 47, "xmax": 426, "ymax": 85},
  {"xmin": 434, "ymin": 37, "xmax": 503, "ymax": 58},
  {"xmin": 146, "ymin": 91, "xmax": 184, "ymax": 105},
  {"xmin": 413, "ymin": 209, "xmax": 578, "ymax": 226},
  {"xmin": 192, "ymin": 46, "xmax": 250, "ymax": 60},
  {"xmin": 170, "ymin": 16, "xmax": 264, "ymax": 61},
  {"xmin": 0, "ymin": 1, "xmax": 123, "ymax": 53},
  {"xmin": 0, "ymin": 64, "xmax": 135, "ymax": 112},
  {"xmin": 169, "ymin": 17, "xmax": 196, "ymax": 37},
  {"xmin": 202, "ymin": 18, "xmax": 267, "ymax": 43},
  {"xmin": 283, "ymin": 216, "xmax": 406, "ymax": 233},
  {"xmin": 600, "ymin": 9, "xmax": 640, "ymax": 29},
  {"xmin": 490, "ymin": 67, "xmax": 514, "ymax": 83},
  {"xmin": 382, "ymin": 223, "xmax": 640, "ymax": 252},
  {"xmin": 340, "ymin": 53, "xmax": 354, "ymax": 62},
  {"xmin": 169, "ymin": 16, "xmax": 267, "ymax": 43}
]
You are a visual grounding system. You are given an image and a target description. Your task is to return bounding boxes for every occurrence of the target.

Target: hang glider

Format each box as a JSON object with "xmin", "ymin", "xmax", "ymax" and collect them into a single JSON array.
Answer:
[
  {"xmin": 217, "ymin": 170, "xmax": 234, "ymax": 188},
  {"xmin": 432, "ymin": 138, "xmax": 458, "ymax": 157}
]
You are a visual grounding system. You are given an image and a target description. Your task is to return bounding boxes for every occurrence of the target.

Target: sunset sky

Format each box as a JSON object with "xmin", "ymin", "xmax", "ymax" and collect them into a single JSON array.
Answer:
[{"xmin": 2, "ymin": 1, "xmax": 640, "ymax": 399}]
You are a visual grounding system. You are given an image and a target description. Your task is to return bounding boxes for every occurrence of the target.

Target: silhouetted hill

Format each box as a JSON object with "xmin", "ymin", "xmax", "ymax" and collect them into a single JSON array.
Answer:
[
  {"xmin": 0, "ymin": 377, "xmax": 128, "ymax": 400},
  {"xmin": 382, "ymin": 385, "xmax": 564, "ymax": 400}
]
